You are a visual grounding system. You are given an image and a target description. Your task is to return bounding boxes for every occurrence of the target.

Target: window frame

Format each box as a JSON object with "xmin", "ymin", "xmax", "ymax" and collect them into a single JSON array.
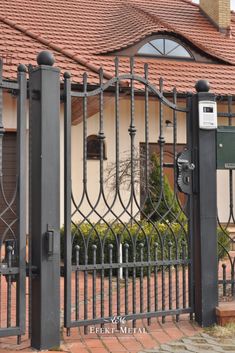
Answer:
[
  {"xmin": 137, "ymin": 36, "xmax": 194, "ymax": 60},
  {"xmin": 86, "ymin": 134, "xmax": 107, "ymax": 161}
]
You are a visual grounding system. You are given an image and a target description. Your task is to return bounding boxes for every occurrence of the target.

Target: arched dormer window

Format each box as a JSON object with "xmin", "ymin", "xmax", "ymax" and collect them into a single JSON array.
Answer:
[
  {"xmin": 137, "ymin": 38, "xmax": 192, "ymax": 59},
  {"xmin": 87, "ymin": 135, "xmax": 107, "ymax": 160}
]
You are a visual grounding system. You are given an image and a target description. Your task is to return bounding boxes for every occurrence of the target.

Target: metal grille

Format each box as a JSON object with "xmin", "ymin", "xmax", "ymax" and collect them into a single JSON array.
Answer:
[
  {"xmin": 217, "ymin": 96, "xmax": 235, "ymax": 300},
  {"xmin": 0, "ymin": 60, "xmax": 27, "ymax": 341},
  {"xmin": 63, "ymin": 58, "xmax": 194, "ymax": 334}
]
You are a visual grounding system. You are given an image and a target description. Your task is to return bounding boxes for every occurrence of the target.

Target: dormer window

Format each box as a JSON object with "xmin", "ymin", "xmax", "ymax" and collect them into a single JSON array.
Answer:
[
  {"xmin": 112, "ymin": 34, "xmax": 220, "ymax": 64},
  {"xmin": 137, "ymin": 38, "xmax": 192, "ymax": 59}
]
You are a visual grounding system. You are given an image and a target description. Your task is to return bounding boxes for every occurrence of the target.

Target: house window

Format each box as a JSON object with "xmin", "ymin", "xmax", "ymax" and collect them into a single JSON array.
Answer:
[
  {"xmin": 138, "ymin": 38, "xmax": 192, "ymax": 59},
  {"xmin": 87, "ymin": 135, "xmax": 107, "ymax": 160}
]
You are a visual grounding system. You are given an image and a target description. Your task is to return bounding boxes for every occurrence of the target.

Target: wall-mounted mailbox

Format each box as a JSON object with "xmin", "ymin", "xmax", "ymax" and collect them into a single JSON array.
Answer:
[{"xmin": 217, "ymin": 126, "xmax": 235, "ymax": 169}]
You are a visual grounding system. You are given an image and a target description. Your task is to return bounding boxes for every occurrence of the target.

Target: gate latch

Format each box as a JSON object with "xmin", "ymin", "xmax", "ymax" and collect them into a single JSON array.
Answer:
[
  {"xmin": 177, "ymin": 149, "xmax": 195, "ymax": 195},
  {"xmin": 45, "ymin": 226, "xmax": 54, "ymax": 257}
]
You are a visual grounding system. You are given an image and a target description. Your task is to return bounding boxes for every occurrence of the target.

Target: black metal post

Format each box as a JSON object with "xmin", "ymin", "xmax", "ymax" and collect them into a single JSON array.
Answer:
[
  {"xmin": 192, "ymin": 80, "xmax": 218, "ymax": 326},
  {"xmin": 29, "ymin": 51, "xmax": 60, "ymax": 350}
]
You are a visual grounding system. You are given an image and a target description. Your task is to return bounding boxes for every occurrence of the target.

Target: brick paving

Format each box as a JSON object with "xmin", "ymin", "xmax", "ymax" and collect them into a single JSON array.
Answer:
[
  {"xmin": 0, "ymin": 261, "xmax": 233, "ymax": 352},
  {"xmin": 0, "ymin": 316, "xmax": 202, "ymax": 353},
  {"xmin": 2, "ymin": 327, "xmax": 235, "ymax": 353}
]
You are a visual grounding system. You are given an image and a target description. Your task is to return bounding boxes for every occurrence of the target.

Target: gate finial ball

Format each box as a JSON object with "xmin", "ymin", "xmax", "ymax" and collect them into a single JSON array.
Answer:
[
  {"xmin": 195, "ymin": 80, "xmax": 210, "ymax": 93},
  {"xmin": 37, "ymin": 51, "xmax": 55, "ymax": 66}
]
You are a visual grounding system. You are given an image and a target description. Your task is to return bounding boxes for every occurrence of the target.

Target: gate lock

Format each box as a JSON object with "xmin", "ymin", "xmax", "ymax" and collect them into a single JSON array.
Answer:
[
  {"xmin": 45, "ymin": 226, "xmax": 54, "ymax": 257},
  {"xmin": 177, "ymin": 149, "xmax": 195, "ymax": 195}
]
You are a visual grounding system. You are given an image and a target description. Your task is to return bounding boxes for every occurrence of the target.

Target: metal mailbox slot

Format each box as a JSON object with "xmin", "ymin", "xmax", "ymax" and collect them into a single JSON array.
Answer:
[{"xmin": 217, "ymin": 126, "xmax": 235, "ymax": 169}]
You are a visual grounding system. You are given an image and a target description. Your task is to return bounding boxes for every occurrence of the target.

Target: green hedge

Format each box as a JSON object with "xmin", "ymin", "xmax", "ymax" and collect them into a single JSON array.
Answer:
[
  {"xmin": 61, "ymin": 221, "xmax": 230, "ymax": 268},
  {"xmin": 61, "ymin": 221, "xmax": 190, "ymax": 265}
]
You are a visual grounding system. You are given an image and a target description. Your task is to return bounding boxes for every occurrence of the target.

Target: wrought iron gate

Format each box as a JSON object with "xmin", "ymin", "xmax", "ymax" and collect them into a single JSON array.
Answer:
[
  {"xmin": 0, "ymin": 52, "xmax": 222, "ymax": 349},
  {"xmin": 62, "ymin": 58, "xmax": 194, "ymax": 334}
]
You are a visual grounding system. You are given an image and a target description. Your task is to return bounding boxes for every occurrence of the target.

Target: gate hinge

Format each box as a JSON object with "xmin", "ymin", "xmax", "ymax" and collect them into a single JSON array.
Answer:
[{"xmin": 26, "ymin": 265, "xmax": 39, "ymax": 278}]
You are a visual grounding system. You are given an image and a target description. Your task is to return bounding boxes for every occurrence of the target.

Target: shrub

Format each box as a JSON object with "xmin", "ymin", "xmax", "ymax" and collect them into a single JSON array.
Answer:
[
  {"xmin": 61, "ymin": 223, "xmax": 230, "ymax": 273},
  {"xmin": 143, "ymin": 154, "xmax": 186, "ymax": 223},
  {"xmin": 61, "ymin": 221, "xmax": 189, "ymax": 268}
]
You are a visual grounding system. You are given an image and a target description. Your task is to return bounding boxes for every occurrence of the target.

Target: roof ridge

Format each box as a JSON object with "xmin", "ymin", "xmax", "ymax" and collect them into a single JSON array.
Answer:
[
  {"xmin": 0, "ymin": 15, "xmax": 113, "ymax": 80},
  {"xmin": 128, "ymin": 1, "xmax": 232, "ymax": 65},
  {"xmin": 128, "ymin": 1, "xmax": 170, "ymax": 30}
]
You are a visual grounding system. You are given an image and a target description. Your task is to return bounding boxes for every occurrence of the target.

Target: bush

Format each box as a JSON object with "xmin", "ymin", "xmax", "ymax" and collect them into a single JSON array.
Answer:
[
  {"xmin": 61, "ymin": 223, "xmax": 230, "ymax": 272},
  {"xmin": 61, "ymin": 221, "xmax": 189, "ymax": 268},
  {"xmin": 143, "ymin": 154, "xmax": 186, "ymax": 223}
]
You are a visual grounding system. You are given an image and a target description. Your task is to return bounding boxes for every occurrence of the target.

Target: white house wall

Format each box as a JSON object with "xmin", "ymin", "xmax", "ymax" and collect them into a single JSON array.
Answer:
[
  {"xmin": 1, "ymin": 92, "xmax": 233, "ymax": 227},
  {"xmin": 70, "ymin": 97, "xmax": 187, "ymax": 225}
]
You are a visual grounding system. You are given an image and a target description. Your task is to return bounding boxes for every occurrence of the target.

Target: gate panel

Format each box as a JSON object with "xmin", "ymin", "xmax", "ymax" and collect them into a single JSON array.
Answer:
[
  {"xmin": 63, "ymin": 59, "xmax": 194, "ymax": 333},
  {"xmin": 0, "ymin": 60, "xmax": 27, "ymax": 340}
]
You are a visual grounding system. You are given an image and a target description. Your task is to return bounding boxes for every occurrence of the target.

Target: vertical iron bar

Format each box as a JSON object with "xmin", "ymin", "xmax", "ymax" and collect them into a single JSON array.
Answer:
[
  {"xmin": 124, "ymin": 244, "xmax": 129, "ymax": 316},
  {"xmin": 16, "ymin": 63, "xmax": 27, "ymax": 341},
  {"xmin": 175, "ymin": 261, "xmax": 180, "ymax": 322},
  {"xmin": 64, "ymin": 72, "xmax": 72, "ymax": 332},
  {"xmin": 129, "ymin": 58, "xmax": 136, "ymax": 327},
  {"xmin": 100, "ymin": 248, "xmax": 104, "ymax": 328},
  {"xmin": 109, "ymin": 245, "xmax": 113, "ymax": 318},
  {"xmin": 92, "ymin": 245, "xmax": 97, "ymax": 320},
  {"xmin": 159, "ymin": 81, "xmax": 166, "ymax": 328},
  {"xmin": 84, "ymin": 248, "xmax": 88, "ymax": 334},
  {"xmin": 116, "ymin": 236, "xmax": 121, "ymax": 331},
  {"xmin": 158, "ymin": 78, "xmax": 165, "ymax": 195},
  {"xmin": 115, "ymin": 58, "xmax": 120, "ymax": 190},
  {"xmin": 161, "ymin": 261, "xmax": 165, "ymax": 323},
  {"xmin": 168, "ymin": 242, "xmax": 173, "ymax": 311},
  {"xmin": 186, "ymin": 94, "xmax": 194, "ymax": 321},
  {"xmin": 139, "ymin": 244, "xmax": 144, "ymax": 313},
  {"xmin": 173, "ymin": 88, "xmax": 180, "ymax": 322},
  {"xmin": 129, "ymin": 57, "xmax": 136, "ymax": 221},
  {"xmin": 154, "ymin": 243, "xmax": 158, "ymax": 312},
  {"xmin": 83, "ymin": 73, "xmax": 88, "ymax": 191},
  {"xmin": 7, "ymin": 246, "xmax": 12, "ymax": 328},
  {"xmin": 132, "ymin": 246, "xmax": 136, "ymax": 328},
  {"xmin": 99, "ymin": 68, "xmax": 105, "ymax": 185},
  {"xmin": 82, "ymin": 73, "xmax": 88, "ymax": 334},
  {"xmin": 144, "ymin": 64, "xmax": 150, "ymax": 192},
  {"xmin": 222, "ymin": 264, "xmax": 227, "ymax": 297},
  {"xmin": 232, "ymin": 264, "xmax": 235, "ymax": 297},
  {"xmin": 75, "ymin": 245, "xmax": 80, "ymax": 321},
  {"xmin": 147, "ymin": 243, "xmax": 151, "ymax": 325},
  {"xmin": 182, "ymin": 242, "xmax": 186, "ymax": 308}
]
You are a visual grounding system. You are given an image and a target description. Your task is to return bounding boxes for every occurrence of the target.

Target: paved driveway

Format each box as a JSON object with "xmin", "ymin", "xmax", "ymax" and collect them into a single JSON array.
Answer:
[{"xmin": 139, "ymin": 333, "xmax": 235, "ymax": 353}]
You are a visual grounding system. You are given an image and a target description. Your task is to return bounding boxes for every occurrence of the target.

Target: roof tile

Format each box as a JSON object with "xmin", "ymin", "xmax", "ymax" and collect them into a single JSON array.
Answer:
[{"xmin": 0, "ymin": 0, "xmax": 235, "ymax": 94}]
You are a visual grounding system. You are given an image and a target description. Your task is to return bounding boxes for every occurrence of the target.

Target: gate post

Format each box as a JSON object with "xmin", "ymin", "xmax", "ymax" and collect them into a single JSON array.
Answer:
[
  {"xmin": 191, "ymin": 80, "xmax": 218, "ymax": 326},
  {"xmin": 29, "ymin": 51, "xmax": 61, "ymax": 349}
]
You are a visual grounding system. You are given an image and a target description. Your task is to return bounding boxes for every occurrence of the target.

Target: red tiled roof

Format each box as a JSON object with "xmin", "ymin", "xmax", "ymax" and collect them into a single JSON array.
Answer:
[{"xmin": 0, "ymin": 0, "xmax": 235, "ymax": 94}]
